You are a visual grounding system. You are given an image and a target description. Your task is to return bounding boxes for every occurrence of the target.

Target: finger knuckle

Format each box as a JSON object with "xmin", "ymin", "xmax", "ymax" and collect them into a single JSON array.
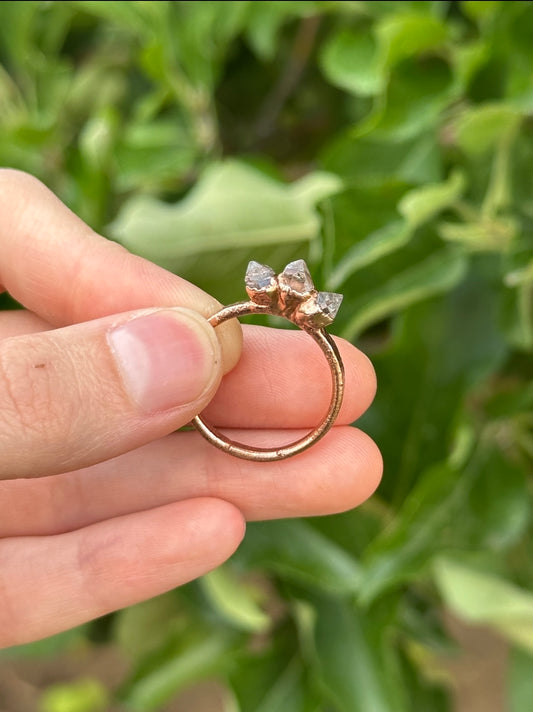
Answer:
[{"xmin": 76, "ymin": 530, "xmax": 130, "ymax": 613}]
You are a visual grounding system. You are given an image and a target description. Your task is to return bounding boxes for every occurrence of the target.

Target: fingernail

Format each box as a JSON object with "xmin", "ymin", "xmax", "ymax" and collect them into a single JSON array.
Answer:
[{"xmin": 107, "ymin": 309, "xmax": 219, "ymax": 413}]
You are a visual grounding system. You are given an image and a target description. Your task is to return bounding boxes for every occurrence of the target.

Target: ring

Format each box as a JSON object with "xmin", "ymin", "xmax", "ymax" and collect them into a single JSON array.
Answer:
[{"xmin": 192, "ymin": 259, "xmax": 345, "ymax": 461}]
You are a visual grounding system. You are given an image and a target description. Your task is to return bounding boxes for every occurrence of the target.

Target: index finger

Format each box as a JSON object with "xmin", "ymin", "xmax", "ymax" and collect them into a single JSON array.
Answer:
[{"xmin": 0, "ymin": 169, "xmax": 241, "ymax": 371}]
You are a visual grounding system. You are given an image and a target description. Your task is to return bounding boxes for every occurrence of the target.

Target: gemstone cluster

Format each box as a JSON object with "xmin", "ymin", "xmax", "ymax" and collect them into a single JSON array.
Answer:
[{"xmin": 245, "ymin": 259, "xmax": 343, "ymax": 328}]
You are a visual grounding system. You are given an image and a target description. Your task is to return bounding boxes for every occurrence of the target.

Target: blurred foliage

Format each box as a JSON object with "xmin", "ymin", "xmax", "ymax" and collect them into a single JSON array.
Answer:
[
  {"xmin": 1, "ymin": 1, "xmax": 533, "ymax": 710},
  {"xmin": 40, "ymin": 679, "xmax": 109, "ymax": 712}
]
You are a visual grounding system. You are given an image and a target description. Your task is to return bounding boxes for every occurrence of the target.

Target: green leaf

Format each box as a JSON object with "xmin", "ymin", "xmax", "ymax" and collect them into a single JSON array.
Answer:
[
  {"xmin": 113, "ymin": 592, "xmax": 186, "ymax": 660},
  {"xmin": 451, "ymin": 40, "xmax": 491, "ymax": 91},
  {"xmin": 159, "ymin": 1, "xmax": 250, "ymax": 89},
  {"xmin": 78, "ymin": 112, "xmax": 116, "ymax": 171},
  {"xmin": 359, "ymin": 2, "xmax": 447, "ymax": 18},
  {"xmin": 505, "ymin": 259, "xmax": 533, "ymax": 288},
  {"xmin": 233, "ymin": 520, "xmax": 363, "ymax": 595},
  {"xmin": 307, "ymin": 506, "xmax": 389, "ymax": 561},
  {"xmin": 362, "ymin": 258, "xmax": 507, "ymax": 478},
  {"xmin": 201, "ymin": 565, "xmax": 271, "ymax": 633},
  {"xmin": 438, "ymin": 216, "xmax": 518, "ymax": 253},
  {"xmin": 481, "ymin": 115, "xmax": 518, "ymax": 217},
  {"xmin": 114, "ymin": 118, "xmax": 198, "ymax": 192},
  {"xmin": 109, "ymin": 161, "xmax": 342, "ymax": 268},
  {"xmin": 375, "ymin": 12, "xmax": 448, "ymax": 70},
  {"xmin": 503, "ymin": 258, "xmax": 533, "ymax": 351},
  {"xmin": 0, "ymin": 62, "xmax": 26, "ymax": 122},
  {"xmin": 358, "ymin": 462, "xmax": 462, "ymax": 605},
  {"xmin": 324, "ymin": 7, "xmax": 448, "ymax": 99},
  {"xmin": 341, "ymin": 249, "xmax": 467, "ymax": 340},
  {"xmin": 362, "ymin": 437, "xmax": 521, "ymax": 602},
  {"xmin": 461, "ymin": 1, "xmax": 503, "ymax": 22},
  {"xmin": 245, "ymin": 1, "xmax": 331, "ymax": 60},
  {"xmin": 454, "ymin": 104, "xmax": 522, "ymax": 155},
  {"xmin": 321, "ymin": 28, "xmax": 383, "ymax": 97},
  {"xmin": 253, "ymin": 659, "xmax": 306, "ymax": 712},
  {"xmin": 327, "ymin": 220, "xmax": 412, "ymax": 289},
  {"xmin": 0, "ymin": 1, "xmax": 42, "ymax": 69},
  {"xmin": 122, "ymin": 633, "xmax": 235, "ymax": 712},
  {"xmin": 394, "ymin": 645, "xmax": 450, "ymax": 712},
  {"xmin": 69, "ymin": 0, "xmax": 160, "ymax": 35},
  {"xmin": 508, "ymin": 647, "xmax": 533, "ymax": 712},
  {"xmin": 40, "ymin": 679, "xmax": 108, "ymax": 712},
  {"xmin": 321, "ymin": 131, "xmax": 443, "ymax": 186},
  {"xmin": 433, "ymin": 557, "xmax": 533, "ymax": 654},
  {"xmin": 369, "ymin": 56, "xmax": 455, "ymax": 140},
  {"xmin": 398, "ymin": 171, "xmax": 465, "ymax": 229},
  {"xmin": 228, "ymin": 621, "xmax": 314, "ymax": 712},
  {"xmin": 465, "ymin": 445, "xmax": 530, "ymax": 552},
  {"xmin": 0, "ymin": 626, "xmax": 89, "ymax": 659},
  {"xmin": 322, "ymin": 13, "xmax": 451, "ymax": 137},
  {"xmin": 358, "ymin": 268, "xmax": 509, "ymax": 600},
  {"xmin": 309, "ymin": 595, "xmax": 405, "ymax": 712}
]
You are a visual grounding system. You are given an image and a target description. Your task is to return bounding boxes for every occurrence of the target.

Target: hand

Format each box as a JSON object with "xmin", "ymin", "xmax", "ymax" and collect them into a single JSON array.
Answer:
[{"xmin": 0, "ymin": 170, "xmax": 382, "ymax": 648}]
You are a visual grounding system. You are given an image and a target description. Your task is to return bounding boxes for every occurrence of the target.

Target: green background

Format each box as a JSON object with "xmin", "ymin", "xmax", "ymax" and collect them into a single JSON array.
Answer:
[{"xmin": 1, "ymin": 1, "xmax": 533, "ymax": 710}]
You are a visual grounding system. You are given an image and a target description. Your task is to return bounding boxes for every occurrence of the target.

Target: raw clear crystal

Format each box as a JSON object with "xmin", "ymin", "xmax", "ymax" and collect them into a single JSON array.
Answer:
[
  {"xmin": 245, "ymin": 261, "xmax": 276, "ymax": 290},
  {"xmin": 279, "ymin": 259, "xmax": 314, "ymax": 293},
  {"xmin": 316, "ymin": 291, "xmax": 343, "ymax": 321}
]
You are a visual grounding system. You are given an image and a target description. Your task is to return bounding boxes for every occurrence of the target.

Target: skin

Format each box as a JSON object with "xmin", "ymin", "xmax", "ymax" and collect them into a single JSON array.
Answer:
[{"xmin": 0, "ymin": 169, "xmax": 382, "ymax": 648}]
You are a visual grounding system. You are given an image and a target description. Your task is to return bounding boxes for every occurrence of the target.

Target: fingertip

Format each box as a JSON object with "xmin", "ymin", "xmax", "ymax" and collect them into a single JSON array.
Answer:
[
  {"xmin": 155, "ymin": 498, "xmax": 246, "ymax": 584},
  {"xmin": 181, "ymin": 497, "xmax": 246, "ymax": 566},
  {"xmin": 336, "ymin": 338, "xmax": 377, "ymax": 423},
  {"xmin": 214, "ymin": 318, "xmax": 243, "ymax": 375},
  {"xmin": 0, "ymin": 498, "xmax": 248, "ymax": 647},
  {"xmin": 195, "ymin": 426, "xmax": 383, "ymax": 521},
  {"xmin": 300, "ymin": 427, "xmax": 383, "ymax": 517},
  {"xmin": 357, "ymin": 349, "xmax": 378, "ymax": 408},
  {"xmin": 130, "ymin": 251, "xmax": 243, "ymax": 376},
  {"xmin": 344, "ymin": 428, "xmax": 383, "ymax": 504}
]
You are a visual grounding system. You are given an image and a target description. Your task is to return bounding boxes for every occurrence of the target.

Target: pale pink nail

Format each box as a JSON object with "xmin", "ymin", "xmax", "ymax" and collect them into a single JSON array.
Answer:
[{"xmin": 107, "ymin": 310, "xmax": 217, "ymax": 413}]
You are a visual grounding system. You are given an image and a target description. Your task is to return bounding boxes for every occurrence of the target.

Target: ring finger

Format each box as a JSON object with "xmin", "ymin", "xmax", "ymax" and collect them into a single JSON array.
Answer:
[{"xmin": 0, "ymin": 426, "xmax": 382, "ymax": 538}]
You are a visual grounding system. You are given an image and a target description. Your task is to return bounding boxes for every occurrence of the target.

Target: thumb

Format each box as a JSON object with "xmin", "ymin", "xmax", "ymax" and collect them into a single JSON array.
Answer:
[{"xmin": 0, "ymin": 308, "xmax": 222, "ymax": 479}]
